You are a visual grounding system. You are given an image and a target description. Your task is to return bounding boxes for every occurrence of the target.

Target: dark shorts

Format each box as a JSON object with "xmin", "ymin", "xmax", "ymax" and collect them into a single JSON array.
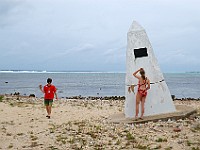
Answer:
[{"xmin": 44, "ymin": 99, "xmax": 53, "ymax": 106}]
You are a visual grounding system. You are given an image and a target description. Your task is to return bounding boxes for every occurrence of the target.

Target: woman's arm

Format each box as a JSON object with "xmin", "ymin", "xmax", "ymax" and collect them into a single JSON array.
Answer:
[
  {"xmin": 133, "ymin": 68, "xmax": 142, "ymax": 79},
  {"xmin": 146, "ymin": 79, "xmax": 150, "ymax": 90}
]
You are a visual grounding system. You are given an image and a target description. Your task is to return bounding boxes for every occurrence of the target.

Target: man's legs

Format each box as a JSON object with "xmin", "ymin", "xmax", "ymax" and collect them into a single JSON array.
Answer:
[
  {"xmin": 46, "ymin": 106, "xmax": 51, "ymax": 115},
  {"xmin": 47, "ymin": 106, "xmax": 52, "ymax": 116},
  {"xmin": 45, "ymin": 100, "xmax": 53, "ymax": 118}
]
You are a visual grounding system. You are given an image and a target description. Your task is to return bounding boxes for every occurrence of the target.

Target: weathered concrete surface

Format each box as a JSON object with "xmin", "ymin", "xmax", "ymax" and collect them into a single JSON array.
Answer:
[{"xmin": 108, "ymin": 105, "xmax": 197, "ymax": 124}]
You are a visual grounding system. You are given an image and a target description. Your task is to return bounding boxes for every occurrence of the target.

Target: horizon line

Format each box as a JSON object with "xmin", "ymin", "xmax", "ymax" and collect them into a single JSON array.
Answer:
[{"xmin": 0, "ymin": 70, "xmax": 199, "ymax": 74}]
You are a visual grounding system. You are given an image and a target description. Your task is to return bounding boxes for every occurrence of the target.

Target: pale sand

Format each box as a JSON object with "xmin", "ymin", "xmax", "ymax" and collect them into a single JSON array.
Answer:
[{"xmin": 0, "ymin": 95, "xmax": 199, "ymax": 150}]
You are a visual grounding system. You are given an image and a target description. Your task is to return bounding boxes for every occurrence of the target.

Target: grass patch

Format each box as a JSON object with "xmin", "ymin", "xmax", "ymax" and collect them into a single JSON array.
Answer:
[
  {"xmin": 1, "ymin": 121, "xmax": 15, "ymax": 125},
  {"xmin": 156, "ymin": 137, "xmax": 167, "ymax": 142},
  {"xmin": 165, "ymin": 147, "xmax": 172, "ymax": 150},
  {"xmin": 30, "ymin": 141, "xmax": 38, "ymax": 147},
  {"xmin": 48, "ymin": 146, "xmax": 59, "ymax": 150},
  {"xmin": 186, "ymin": 140, "xmax": 200, "ymax": 147},
  {"xmin": 9, "ymin": 102, "xmax": 14, "ymax": 107},
  {"xmin": 49, "ymin": 124, "xmax": 59, "ymax": 134},
  {"xmin": 191, "ymin": 124, "xmax": 200, "ymax": 132},
  {"xmin": 0, "ymin": 96, "xmax": 4, "ymax": 102},
  {"xmin": 8, "ymin": 143, "xmax": 13, "ymax": 149},
  {"xmin": 135, "ymin": 144, "xmax": 147, "ymax": 149},
  {"xmin": 68, "ymin": 138, "xmax": 75, "ymax": 144},
  {"xmin": 30, "ymin": 135, "xmax": 38, "ymax": 141},
  {"xmin": 126, "ymin": 132, "xmax": 136, "ymax": 142},
  {"xmin": 6, "ymin": 133, "xmax": 12, "ymax": 136},
  {"xmin": 56, "ymin": 135, "xmax": 67, "ymax": 144},
  {"xmin": 192, "ymin": 147, "xmax": 200, "ymax": 150},
  {"xmin": 108, "ymin": 140, "xmax": 112, "ymax": 145},
  {"xmin": 87, "ymin": 131, "xmax": 98, "ymax": 139},
  {"xmin": 17, "ymin": 133, "xmax": 24, "ymax": 136},
  {"xmin": 172, "ymin": 134, "xmax": 179, "ymax": 138},
  {"xmin": 115, "ymin": 139, "xmax": 121, "ymax": 145},
  {"xmin": 187, "ymin": 140, "xmax": 192, "ymax": 146},
  {"xmin": 28, "ymin": 131, "xmax": 34, "ymax": 134}
]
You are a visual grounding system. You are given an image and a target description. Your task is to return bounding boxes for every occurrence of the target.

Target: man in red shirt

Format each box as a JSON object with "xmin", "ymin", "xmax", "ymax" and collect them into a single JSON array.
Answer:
[{"xmin": 39, "ymin": 78, "xmax": 58, "ymax": 119}]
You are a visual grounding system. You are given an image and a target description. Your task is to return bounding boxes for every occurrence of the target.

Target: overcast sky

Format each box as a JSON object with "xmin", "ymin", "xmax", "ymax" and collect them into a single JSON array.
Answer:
[{"xmin": 0, "ymin": 0, "xmax": 200, "ymax": 73}]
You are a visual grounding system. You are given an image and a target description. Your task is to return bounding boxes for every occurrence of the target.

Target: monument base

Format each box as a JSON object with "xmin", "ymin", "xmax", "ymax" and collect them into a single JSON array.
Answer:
[{"xmin": 108, "ymin": 105, "xmax": 197, "ymax": 124}]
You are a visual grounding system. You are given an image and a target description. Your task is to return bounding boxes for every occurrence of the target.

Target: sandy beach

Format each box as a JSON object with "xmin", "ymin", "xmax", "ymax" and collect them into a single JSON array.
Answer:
[{"xmin": 0, "ymin": 95, "xmax": 200, "ymax": 150}]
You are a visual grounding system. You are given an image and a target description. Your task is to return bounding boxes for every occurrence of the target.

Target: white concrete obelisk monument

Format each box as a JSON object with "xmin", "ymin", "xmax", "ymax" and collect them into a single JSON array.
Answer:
[{"xmin": 125, "ymin": 21, "xmax": 176, "ymax": 118}]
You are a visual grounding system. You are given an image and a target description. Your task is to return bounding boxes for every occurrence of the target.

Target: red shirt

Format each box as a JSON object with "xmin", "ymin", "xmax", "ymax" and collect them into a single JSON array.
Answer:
[{"xmin": 43, "ymin": 84, "xmax": 56, "ymax": 99}]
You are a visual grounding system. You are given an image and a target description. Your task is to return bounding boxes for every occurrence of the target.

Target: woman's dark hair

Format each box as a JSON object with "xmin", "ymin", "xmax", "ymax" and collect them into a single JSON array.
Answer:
[
  {"xmin": 140, "ymin": 69, "xmax": 146, "ymax": 80},
  {"xmin": 47, "ymin": 78, "xmax": 52, "ymax": 84}
]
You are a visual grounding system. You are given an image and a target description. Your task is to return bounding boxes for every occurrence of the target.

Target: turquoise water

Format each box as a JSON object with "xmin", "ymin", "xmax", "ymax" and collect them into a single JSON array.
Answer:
[{"xmin": 0, "ymin": 72, "xmax": 200, "ymax": 98}]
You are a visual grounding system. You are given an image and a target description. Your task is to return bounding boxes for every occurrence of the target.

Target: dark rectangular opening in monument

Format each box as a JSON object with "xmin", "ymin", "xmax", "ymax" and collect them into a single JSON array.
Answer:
[{"xmin": 134, "ymin": 47, "xmax": 148, "ymax": 58}]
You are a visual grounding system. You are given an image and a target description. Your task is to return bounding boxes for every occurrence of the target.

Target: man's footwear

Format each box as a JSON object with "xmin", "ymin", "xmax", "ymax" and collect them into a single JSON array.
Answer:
[{"xmin": 46, "ymin": 115, "xmax": 50, "ymax": 119}]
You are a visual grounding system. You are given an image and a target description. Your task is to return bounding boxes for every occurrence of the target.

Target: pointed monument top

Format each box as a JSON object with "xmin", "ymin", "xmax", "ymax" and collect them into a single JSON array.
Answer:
[{"xmin": 128, "ymin": 21, "xmax": 145, "ymax": 32}]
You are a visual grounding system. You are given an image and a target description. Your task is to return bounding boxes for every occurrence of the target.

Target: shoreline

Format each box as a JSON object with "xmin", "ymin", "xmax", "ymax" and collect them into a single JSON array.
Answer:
[{"xmin": 1, "ymin": 93, "xmax": 200, "ymax": 101}]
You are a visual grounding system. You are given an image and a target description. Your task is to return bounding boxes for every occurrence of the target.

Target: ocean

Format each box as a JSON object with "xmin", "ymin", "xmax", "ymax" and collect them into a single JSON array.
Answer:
[{"xmin": 0, "ymin": 71, "xmax": 200, "ymax": 99}]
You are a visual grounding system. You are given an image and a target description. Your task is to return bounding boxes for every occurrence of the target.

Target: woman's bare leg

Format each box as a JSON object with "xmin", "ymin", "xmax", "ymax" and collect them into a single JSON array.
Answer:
[
  {"xmin": 140, "ymin": 97, "xmax": 146, "ymax": 118},
  {"xmin": 135, "ymin": 93, "xmax": 141, "ymax": 119}
]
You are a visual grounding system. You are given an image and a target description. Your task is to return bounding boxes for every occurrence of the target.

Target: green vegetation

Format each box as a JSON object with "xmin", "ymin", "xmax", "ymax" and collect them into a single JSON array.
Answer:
[
  {"xmin": 49, "ymin": 124, "xmax": 57, "ymax": 133},
  {"xmin": 6, "ymin": 133, "xmax": 12, "ymax": 136},
  {"xmin": 30, "ymin": 141, "xmax": 38, "ymax": 147},
  {"xmin": 8, "ymin": 143, "xmax": 13, "ymax": 149},
  {"xmin": 56, "ymin": 135, "xmax": 67, "ymax": 144},
  {"xmin": 115, "ymin": 139, "xmax": 121, "ymax": 145},
  {"xmin": 68, "ymin": 138, "xmax": 75, "ymax": 144},
  {"xmin": 0, "ymin": 95, "xmax": 4, "ymax": 102},
  {"xmin": 192, "ymin": 147, "xmax": 200, "ymax": 150},
  {"xmin": 9, "ymin": 102, "xmax": 14, "ymax": 107},
  {"xmin": 17, "ymin": 133, "xmax": 24, "ymax": 136},
  {"xmin": 156, "ymin": 137, "xmax": 167, "ymax": 142},
  {"xmin": 135, "ymin": 144, "xmax": 147, "ymax": 149},
  {"xmin": 187, "ymin": 140, "xmax": 192, "ymax": 146},
  {"xmin": 172, "ymin": 134, "xmax": 180, "ymax": 138},
  {"xmin": 126, "ymin": 132, "xmax": 136, "ymax": 142},
  {"xmin": 48, "ymin": 146, "xmax": 59, "ymax": 150},
  {"xmin": 193, "ymin": 124, "xmax": 200, "ymax": 131},
  {"xmin": 30, "ymin": 135, "xmax": 38, "ymax": 141},
  {"xmin": 165, "ymin": 147, "xmax": 172, "ymax": 150}
]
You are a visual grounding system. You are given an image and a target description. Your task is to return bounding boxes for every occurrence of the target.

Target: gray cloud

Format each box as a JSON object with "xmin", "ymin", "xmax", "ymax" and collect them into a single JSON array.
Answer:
[
  {"xmin": 0, "ymin": 0, "xmax": 27, "ymax": 27},
  {"xmin": 44, "ymin": 43, "xmax": 95, "ymax": 61},
  {"xmin": 0, "ymin": 0, "xmax": 200, "ymax": 72}
]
